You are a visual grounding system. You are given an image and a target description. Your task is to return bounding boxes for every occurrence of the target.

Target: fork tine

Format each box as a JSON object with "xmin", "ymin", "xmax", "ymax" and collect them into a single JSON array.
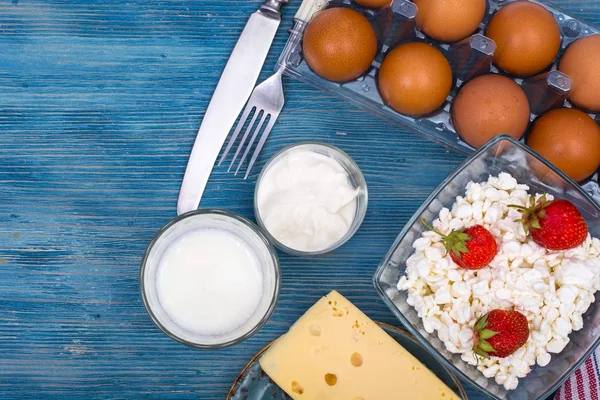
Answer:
[
  {"xmin": 228, "ymin": 109, "xmax": 260, "ymax": 172},
  {"xmin": 218, "ymin": 103, "xmax": 254, "ymax": 166},
  {"xmin": 244, "ymin": 115, "xmax": 278, "ymax": 180},
  {"xmin": 234, "ymin": 112, "xmax": 268, "ymax": 176}
]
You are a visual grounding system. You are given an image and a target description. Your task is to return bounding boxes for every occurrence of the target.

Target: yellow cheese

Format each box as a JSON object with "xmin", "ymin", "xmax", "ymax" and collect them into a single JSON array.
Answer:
[{"xmin": 259, "ymin": 291, "xmax": 459, "ymax": 400}]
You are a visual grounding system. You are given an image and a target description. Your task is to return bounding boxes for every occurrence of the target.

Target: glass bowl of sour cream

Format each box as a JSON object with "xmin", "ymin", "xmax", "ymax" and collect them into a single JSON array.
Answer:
[
  {"xmin": 254, "ymin": 142, "xmax": 368, "ymax": 256},
  {"xmin": 140, "ymin": 209, "xmax": 280, "ymax": 349}
]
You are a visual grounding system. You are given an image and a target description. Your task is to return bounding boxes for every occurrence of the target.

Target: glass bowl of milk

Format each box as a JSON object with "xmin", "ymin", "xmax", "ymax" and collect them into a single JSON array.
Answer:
[
  {"xmin": 254, "ymin": 142, "xmax": 368, "ymax": 256},
  {"xmin": 140, "ymin": 209, "xmax": 280, "ymax": 349}
]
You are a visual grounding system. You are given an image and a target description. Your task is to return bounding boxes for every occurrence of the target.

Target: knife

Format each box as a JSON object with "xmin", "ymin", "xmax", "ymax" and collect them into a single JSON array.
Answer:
[{"xmin": 177, "ymin": 0, "xmax": 287, "ymax": 215}]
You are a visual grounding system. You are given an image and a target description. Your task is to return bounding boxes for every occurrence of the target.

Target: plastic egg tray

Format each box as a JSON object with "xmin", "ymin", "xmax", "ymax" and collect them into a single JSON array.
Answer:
[{"xmin": 276, "ymin": 0, "xmax": 600, "ymax": 204}]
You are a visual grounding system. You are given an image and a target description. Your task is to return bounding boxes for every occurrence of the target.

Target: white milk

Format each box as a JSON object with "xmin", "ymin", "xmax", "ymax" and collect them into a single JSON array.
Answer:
[{"xmin": 156, "ymin": 228, "xmax": 263, "ymax": 336}]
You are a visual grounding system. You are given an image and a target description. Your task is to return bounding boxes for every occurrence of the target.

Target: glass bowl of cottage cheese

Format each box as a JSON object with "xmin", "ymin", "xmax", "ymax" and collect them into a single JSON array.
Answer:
[{"xmin": 374, "ymin": 135, "xmax": 600, "ymax": 400}]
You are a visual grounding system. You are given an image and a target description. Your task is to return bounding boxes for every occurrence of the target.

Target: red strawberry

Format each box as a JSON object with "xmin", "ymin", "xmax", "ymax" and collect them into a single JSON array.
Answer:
[
  {"xmin": 510, "ymin": 195, "xmax": 588, "ymax": 250},
  {"xmin": 473, "ymin": 309, "xmax": 529, "ymax": 359},
  {"xmin": 421, "ymin": 219, "xmax": 498, "ymax": 270}
]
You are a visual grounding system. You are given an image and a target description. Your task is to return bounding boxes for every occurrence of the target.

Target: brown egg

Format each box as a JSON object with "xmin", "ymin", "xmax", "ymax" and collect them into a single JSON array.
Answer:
[
  {"xmin": 378, "ymin": 42, "xmax": 452, "ymax": 116},
  {"xmin": 413, "ymin": 0, "xmax": 486, "ymax": 42},
  {"xmin": 486, "ymin": 1, "xmax": 561, "ymax": 76},
  {"xmin": 526, "ymin": 108, "xmax": 600, "ymax": 182},
  {"xmin": 452, "ymin": 74, "xmax": 530, "ymax": 149},
  {"xmin": 302, "ymin": 8, "xmax": 377, "ymax": 82},
  {"xmin": 354, "ymin": 0, "xmax": 391, "ymax": 9},
  {"xmin": 559, "ymin": 34, "xmax": 600, "ymax": 112}
]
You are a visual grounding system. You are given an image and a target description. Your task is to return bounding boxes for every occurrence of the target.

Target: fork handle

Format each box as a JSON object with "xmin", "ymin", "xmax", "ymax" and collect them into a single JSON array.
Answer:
[{"xmin": 294, "ymin": 0, "xmax": 327, "ymax": 22}]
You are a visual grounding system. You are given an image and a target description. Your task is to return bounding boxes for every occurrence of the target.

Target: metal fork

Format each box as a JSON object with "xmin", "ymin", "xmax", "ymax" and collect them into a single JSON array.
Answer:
[
  {"xmin": 218, "ymin": 69, "xmax": 285, "ymax": 179},
  {"xmin": 218, "ymin": 0, "xmax": 326, "ymax": 178}
]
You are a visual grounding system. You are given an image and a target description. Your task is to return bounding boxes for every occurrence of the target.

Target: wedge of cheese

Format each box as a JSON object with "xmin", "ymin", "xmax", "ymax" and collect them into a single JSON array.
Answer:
[{"xmin": 260, "ymin": 291, "xmax": 459, "ymax": 400}]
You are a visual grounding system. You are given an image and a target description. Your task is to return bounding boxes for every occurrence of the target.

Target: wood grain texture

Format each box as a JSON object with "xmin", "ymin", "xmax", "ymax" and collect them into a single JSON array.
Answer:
[{"xmin": 0, "ymin": 1, "xmax": 598, "ymax": 399}]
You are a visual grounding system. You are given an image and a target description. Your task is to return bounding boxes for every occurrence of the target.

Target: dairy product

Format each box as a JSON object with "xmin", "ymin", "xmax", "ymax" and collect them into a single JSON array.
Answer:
[
  {"xmin": 260, "ymin": 290, "xmax": 460, "ymax": 400},
  {"xmin": 256, "ymin": 148, "xmax": 359, "ymax": 252},
  {"xmin": 156, "ymin": 228, "xmax": 263, "ymax": 336},
  {"xmin": 397, "ymin": 173, "xmax": 600, "ymax": 390}
]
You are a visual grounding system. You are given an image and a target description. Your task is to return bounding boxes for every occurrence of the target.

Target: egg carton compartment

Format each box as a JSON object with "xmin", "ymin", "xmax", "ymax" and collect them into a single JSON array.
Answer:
[{"xmin": 276, "ymin": 0, "xmax": 600, "ymax": 205}]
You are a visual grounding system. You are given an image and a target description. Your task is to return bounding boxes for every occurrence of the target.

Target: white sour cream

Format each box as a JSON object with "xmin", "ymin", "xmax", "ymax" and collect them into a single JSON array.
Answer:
[
  {"xmin": 156, "ymin": 228, "xmax": 263, "ymax": 336},
  {"xmin": 256, "ymin": 148, "xmax": 359, "ymax": 252}
]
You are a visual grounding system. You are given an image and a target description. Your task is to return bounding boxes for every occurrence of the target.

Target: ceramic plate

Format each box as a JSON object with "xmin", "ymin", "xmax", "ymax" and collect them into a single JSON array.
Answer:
[{"xmin": 226, "ymin": 321, "xmax": 468, "ymax": 399}]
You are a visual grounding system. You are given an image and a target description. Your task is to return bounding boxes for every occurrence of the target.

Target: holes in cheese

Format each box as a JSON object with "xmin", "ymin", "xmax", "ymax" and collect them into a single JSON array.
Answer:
[
  {"xmin": 291, "ymin": 381, "xmax": 304, "ymax": 394},
  {"xmin": 324, "ymin": 373, "xmax": 337, "ymax": 386},
  {"xmin": 330, "ymin": 300, "xmax": 346, "ymax": 317},
  {"xmin": 350, "ymin": 352, "xmax": 363, "ymax": 367},
  {"xmin": 308, "ymin": 323, "xmax": 321, "ymax": 336}
]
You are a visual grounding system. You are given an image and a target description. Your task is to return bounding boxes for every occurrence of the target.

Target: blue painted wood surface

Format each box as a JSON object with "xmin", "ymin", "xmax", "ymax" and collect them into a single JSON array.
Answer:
[{"xmin": 0, "ymin": 1, "xmax": 598, "ymax": 399}]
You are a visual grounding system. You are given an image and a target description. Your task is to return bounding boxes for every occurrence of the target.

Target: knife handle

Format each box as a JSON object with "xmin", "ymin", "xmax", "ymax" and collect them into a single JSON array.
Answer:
[
  {"xmin": 260, "ymin": 0, "xmax": 287, "ymax": 19},
  {"xmin": 294, "ymin": 0, "xmax": 327, "ymax": 22}
]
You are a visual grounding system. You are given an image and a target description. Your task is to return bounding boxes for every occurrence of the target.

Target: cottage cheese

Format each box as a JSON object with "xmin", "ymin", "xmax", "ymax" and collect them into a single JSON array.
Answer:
[{"xmin": 397, "ymin": 173, "xmax": 600, "ymax": 390}]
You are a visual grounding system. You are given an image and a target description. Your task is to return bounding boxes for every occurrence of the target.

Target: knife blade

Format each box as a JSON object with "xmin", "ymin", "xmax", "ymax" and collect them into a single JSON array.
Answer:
[{"xmin": 177, "ymin": 0, "xmax": 286, "ymax": 215}]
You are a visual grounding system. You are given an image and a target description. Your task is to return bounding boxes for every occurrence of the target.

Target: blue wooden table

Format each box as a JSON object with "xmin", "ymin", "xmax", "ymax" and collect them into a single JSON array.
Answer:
[{"xmin": 0, "ymin": 1, "xmax": 598, "ymax": 399}]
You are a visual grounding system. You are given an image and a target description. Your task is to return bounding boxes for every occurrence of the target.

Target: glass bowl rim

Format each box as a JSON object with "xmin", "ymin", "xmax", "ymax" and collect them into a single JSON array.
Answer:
[
  {"xmin": 139, "ymin": 208, "xmax": 281, "ymax": 350},
  {"xmin": 254, "ymin": 141, "xmax": 368, "ymax": 256},
  {"xmin": 373, "ymin": 134, "xmax": 600, "ymax": 399}
]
